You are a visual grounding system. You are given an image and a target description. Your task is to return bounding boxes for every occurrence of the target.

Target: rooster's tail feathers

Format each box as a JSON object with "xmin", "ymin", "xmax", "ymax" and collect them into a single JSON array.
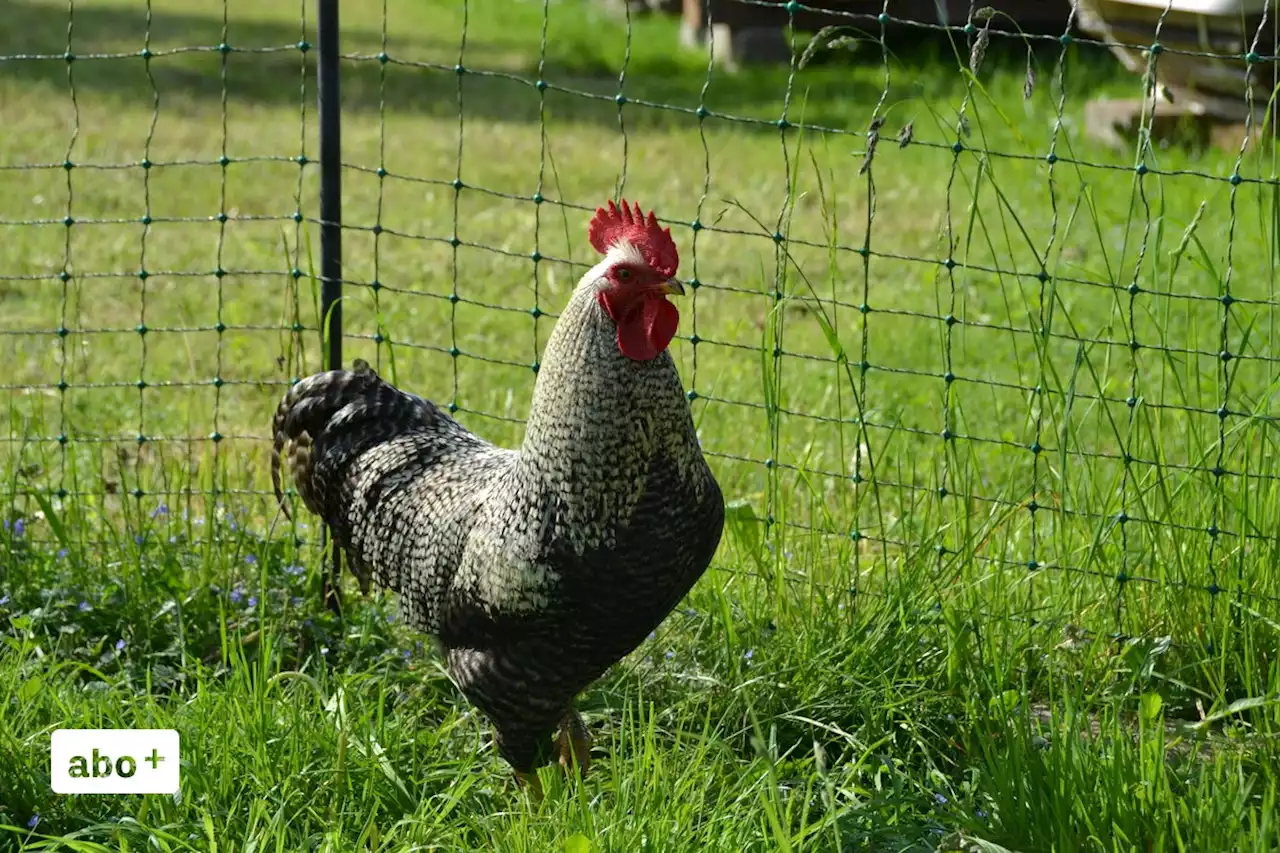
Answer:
[{"xmin": 271, "ymin": 359, "xmax": 442, "ymax": 520}]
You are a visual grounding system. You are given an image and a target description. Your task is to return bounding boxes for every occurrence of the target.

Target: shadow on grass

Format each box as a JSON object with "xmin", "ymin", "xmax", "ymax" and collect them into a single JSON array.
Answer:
[{"xmin": 0, "ymin": 0, "xmax": 1129, "ymax": 131}]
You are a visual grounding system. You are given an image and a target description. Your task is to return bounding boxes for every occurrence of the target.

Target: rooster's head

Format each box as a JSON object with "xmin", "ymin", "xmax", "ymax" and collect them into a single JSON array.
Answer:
[{"xmin": 585, "ymin": 199, "xmax": 683, "ymax": 362}]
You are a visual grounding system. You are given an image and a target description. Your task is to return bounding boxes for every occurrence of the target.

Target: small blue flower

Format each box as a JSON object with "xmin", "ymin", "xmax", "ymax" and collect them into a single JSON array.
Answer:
[
  {"xmin": 0, "ymin": 594, "xmax": 9, "ymax": 606},
  {"xmin": 975, "ymin": 807, "xmax": 989, "ymax": 820},
  {"xmin": 402, "ymin": 649, "xmax": 412, "ymax": 659},
  {"xmin": 933, "ymin": 792, "xmax": 948, "ymax": 805},
  {"xmin": 57, "ymin": 548, "xmax": 68, "ymax": 559},
  {"xmin": 134, "ymin": 534, "xmax": 145, "ymax": 546},
  {"xmin": 289, "ymin": 596, "xmax": 302, "ymax": 607},
  {"xmin": 26, "ymin": 814, "xmax": 38, "ymax": 829},
  {"xmin": 115, "ymin": 638, "xmax": 126, "ymax": 652},
  {"xmin": 150, "ymin": 503, "xmax": 169, "ymax": 518},
  {"xmin": 743, "ymin": 648, "xmax": 754, "ymax": 662},
  {"xmin": 385, "ymin": 611, "xmax": 396, "ymax": 623},
  {"xmin": 230, "ymin": 586, "xmax": 244, "ymax": 604},
  {"xmin": 13, "ymin": 519, "xmax": 25, "ymax": 538},
  {"xmin": 78, "ymin": 601, "xmax": 91, "ymax": 612},
  {"xmin": 285, "ymin": 563, "xmax": 305, "ymax": 576},
  {"xmin": 665, "ymin": 649, "xmax": 675, "ymax": 660},
  {"xmin": 647, "ymin": 631, "xmax": 656, "ymax": 642},
  {"xmin": 245, "ymin": 553, "xmax": 257, "ymax": 565},
  {"xmin": 247, "ymin": 595, "xmax": 258, "ymax": 607}
]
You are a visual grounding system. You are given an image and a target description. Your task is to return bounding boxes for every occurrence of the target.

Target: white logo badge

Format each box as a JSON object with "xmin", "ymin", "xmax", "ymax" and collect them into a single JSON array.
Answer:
[{"xmin": 50, "ymin": 729, "xmax": 180, "ymax": 795}]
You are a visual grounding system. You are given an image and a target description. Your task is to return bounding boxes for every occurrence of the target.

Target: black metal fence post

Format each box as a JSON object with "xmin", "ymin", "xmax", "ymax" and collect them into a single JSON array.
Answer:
[{"xmin": 317, "ymin": 0, "xmax": 343, "ymax": 615}]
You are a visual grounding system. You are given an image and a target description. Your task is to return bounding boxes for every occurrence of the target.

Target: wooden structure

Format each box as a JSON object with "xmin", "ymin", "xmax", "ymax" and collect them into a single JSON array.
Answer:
[{"xmin": 1075, "ymin": 0, "xmax": 1276, "ymax": 128}]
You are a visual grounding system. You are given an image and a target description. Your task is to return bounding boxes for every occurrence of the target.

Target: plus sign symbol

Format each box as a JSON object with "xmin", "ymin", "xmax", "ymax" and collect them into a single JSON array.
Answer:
[{"xmin": 145, "ymin": 748, "xmax": 165, "ymax": 770}]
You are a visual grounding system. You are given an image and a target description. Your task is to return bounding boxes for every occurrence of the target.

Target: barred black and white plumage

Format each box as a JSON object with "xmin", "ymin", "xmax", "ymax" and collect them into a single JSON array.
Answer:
[{"xmin": 271, "ymin": 199, "xmax": 724, "ymax": 780}]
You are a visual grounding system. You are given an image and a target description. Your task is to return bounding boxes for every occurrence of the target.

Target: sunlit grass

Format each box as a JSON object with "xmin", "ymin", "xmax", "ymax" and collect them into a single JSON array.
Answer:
[{"xmin": 2, "ymin": 0, "xmax": 1279, "ymax": 850}]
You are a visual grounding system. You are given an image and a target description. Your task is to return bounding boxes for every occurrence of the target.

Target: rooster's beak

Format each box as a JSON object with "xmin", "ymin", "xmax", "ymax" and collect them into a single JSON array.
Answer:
[{"xmin": 659, "ymin": 278, "xmax": 685, "ymax": 296}]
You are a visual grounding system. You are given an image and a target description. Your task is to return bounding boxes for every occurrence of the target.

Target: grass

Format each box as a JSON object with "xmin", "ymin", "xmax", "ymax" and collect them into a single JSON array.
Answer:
[{"xmin": 2, "ymin": 0, "xmax": 1280, "ymax": 849}]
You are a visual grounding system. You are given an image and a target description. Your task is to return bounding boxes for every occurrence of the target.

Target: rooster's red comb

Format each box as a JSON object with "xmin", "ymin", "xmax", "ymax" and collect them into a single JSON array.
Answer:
[{"xmin": 588, "ymin": 199, "xmax": 678, "ymax": 279}]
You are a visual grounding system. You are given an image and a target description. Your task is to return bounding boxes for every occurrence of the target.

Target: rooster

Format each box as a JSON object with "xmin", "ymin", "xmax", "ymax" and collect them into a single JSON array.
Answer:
[{"xmin": 271, "ymin": 199, "xmax": 724, "ymax": 789}]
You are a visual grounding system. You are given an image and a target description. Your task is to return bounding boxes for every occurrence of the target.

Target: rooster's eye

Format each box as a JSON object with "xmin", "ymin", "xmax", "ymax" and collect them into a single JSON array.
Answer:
[{"xmin": 616, "ymin": 267, "xmax": 632, "ymax": 281}]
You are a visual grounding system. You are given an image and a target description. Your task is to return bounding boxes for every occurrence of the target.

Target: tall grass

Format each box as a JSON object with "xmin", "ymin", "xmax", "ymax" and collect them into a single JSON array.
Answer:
[{"xmin": 2, "ymin": 0, "xmax": 1280, "ymax": 849}]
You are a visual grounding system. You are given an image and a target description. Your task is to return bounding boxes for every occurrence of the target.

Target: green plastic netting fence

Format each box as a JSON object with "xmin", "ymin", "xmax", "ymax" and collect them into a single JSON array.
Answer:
[{"xmin": 3, "ymin": 0, "xmax": 1280, "ymax": 656}]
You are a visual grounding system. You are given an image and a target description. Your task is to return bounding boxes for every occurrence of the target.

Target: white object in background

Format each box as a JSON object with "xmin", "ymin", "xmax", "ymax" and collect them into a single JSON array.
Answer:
[
  {"xmin": 50, "ymin": 729, "xmax": 180, "ymax": 795},
  {"xmin": 1109, "ymin": 0, "xmax": 1271, "ymax": 14}
]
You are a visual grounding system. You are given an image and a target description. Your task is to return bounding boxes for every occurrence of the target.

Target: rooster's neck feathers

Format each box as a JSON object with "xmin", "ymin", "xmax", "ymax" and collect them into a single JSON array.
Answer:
[{"xmin": 514, "ymin": 264, "xmax": 703, "ymax": 554}]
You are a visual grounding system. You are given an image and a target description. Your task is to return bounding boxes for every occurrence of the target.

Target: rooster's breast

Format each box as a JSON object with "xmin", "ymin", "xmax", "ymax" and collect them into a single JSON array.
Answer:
[{"xmin": 546, "ymin": 447, "xmax": 724, "ymax": 666}]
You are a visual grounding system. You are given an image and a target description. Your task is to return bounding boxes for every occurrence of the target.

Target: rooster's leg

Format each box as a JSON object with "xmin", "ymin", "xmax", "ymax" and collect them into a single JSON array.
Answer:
[
  {"xmin": 514, "ymin": 769, "xmax": 544, "ymax": 800},
  {"xmin": 509, "ymin": 709, "xmax": 587, "ymax": 799},
  {"xmin": 556, "ymin": 708, "xmax": 591, "ymax": 774}
]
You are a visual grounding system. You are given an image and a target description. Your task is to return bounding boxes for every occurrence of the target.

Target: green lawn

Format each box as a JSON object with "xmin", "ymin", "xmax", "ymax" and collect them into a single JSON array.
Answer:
[{"xmin": 3, "ymin": 0, "xmax": 1280, "ymax": 850}]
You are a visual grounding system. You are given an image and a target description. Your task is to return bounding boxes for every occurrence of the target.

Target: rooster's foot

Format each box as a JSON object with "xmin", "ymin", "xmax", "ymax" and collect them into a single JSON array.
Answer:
[
  {"xmin": 513, "ymin": 709, "xmax": 589, "ymax": 801},
  {"xmin": 514, "ymin": 769, "xmax": 544, "ymax": 801},
  {"xmin": 556, "ymin": 708, "xmax": 591, "ymax": 775}
]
